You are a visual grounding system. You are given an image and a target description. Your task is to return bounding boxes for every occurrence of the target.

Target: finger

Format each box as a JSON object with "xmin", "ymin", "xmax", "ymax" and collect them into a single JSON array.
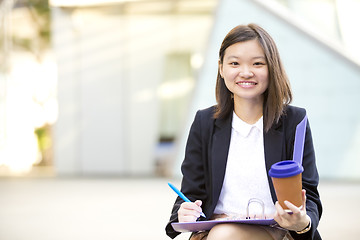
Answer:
[
  {"xmin": 194, "ymin": 200, "xmax": 202, "ymax": 207},
  {"xmin": 301, "ymin": 189, "xmax": 307, "ymax": 210},
  {"xmin": 194, "ymin": 200, "xmax": 204, "ymax": 215},
  {"xmin": 178, "ymin": 209, "xmax": 200, "ymax": 222},
  {"xmin": 274, "ymin": 202, "xmax": 285, "ymax": 223},
  {"xmin": 284, "ymin": 200, "xmax": 301, "ymax": 214},
  {"xmin": 179, "ymin": 215, "xmax": 199, "ymax": 222},
  {"xmin": 273, "ymin": 209, "xmax": 281, "ymax": 224},
  {"xmin": 181, "ymin": 202, "xmax": 202, "ymax": 212},
  {"xmin": 276, "ymin": 201, "xmax": 298, "ymax": 226},
  {"xmin": 179, "ymin": 209, "xmax": 200, "ymax": 218},
  {"xmin": 178, "ymin": 205, "xmax": 201, "ymax": 222},
  {"xmin": 274, "ymin": 201, "xmax": 286, "ymax": 216},
  {"xmin": 274, "ymin": 202, "xmax": 291, "ymax": 228},
  {"xmin": 180, "ymin": 202, "xmax": 202, "ymax": 216}
]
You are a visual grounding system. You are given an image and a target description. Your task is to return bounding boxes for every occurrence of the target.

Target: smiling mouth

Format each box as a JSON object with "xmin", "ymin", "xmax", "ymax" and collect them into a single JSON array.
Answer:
[{"xmin": 237, "ymin": 82, "xmax": 257, "ymax": 86}]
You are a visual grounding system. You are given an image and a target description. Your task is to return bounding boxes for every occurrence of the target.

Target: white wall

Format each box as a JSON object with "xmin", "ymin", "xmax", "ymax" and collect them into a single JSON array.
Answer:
[{"xmin": 52, "ymin": 7, "xmax": 213, "ymax": 175}]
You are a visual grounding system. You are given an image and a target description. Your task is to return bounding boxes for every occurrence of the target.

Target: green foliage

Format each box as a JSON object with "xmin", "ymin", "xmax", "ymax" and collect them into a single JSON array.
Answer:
[
  {"xmin": 11, "ymin": 0, "xmax": 51, "ymax": 55},
  {"xmin": 28, "ymin": 0, "xmax": 51, "ymax": 41},
  {"xmin": 35, "ymin": 125, "xmax": 52, "ymax": 152},
  {"xmin": 28, "ymin": 0, "xmax": 50, "ymax": 16}
]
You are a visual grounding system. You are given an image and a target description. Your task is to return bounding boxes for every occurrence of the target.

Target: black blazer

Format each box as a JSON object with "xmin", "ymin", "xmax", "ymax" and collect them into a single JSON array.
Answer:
[{"xmin": 166, "ymin": 105, "xmax": 322, "ymax": 240}]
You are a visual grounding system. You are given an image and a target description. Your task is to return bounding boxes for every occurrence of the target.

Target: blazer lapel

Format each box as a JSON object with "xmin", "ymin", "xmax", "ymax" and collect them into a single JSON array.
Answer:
[
  {"xmin": 210, "ymin": 115, "xmax": 232, "ymax": 207},
  {"xmin": 209, "ymin": 114, "xmax": 285, "ymax": 207},
  {"xmin": 264, "ymin": 120, "xmax": 284, "ymax": 203}
]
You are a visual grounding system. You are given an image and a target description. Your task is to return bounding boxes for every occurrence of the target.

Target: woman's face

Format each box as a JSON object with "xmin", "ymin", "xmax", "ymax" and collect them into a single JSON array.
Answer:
[{"xmin": 219, "ymin": 39, "xmax": 269, "ymax": 105}]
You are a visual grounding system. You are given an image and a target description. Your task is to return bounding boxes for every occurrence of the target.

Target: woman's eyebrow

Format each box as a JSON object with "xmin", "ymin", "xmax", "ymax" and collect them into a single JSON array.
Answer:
[
  {"xmin": 252, "ymin": 56, "xmax": 266, "ymax": 60},
  {"xmin": 225, "ymin": 56, "xmax": 266, "ymax": 60},
  {"xmin": 226, "ymin": 55, "xmax": 239, "ymax": 60}
]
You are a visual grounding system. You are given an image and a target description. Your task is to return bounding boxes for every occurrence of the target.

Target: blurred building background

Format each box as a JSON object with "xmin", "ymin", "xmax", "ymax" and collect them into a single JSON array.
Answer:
[
  {"xmin": 50, "ymin": 0, "xmax": 217, "ymax": 176},
  {"xmin": 1, "ymin": 0, "xmax": 360, "ymax": 239},
  {"xmin": 1, "ymin": 0, "xmax": 360, "ymax": 179}
]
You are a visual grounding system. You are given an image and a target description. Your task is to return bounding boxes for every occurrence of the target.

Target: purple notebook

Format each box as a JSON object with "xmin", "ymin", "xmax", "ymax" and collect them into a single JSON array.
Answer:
[{"xmin": 172, "ymin": 218, "xmax": 277, "ymax": 233}]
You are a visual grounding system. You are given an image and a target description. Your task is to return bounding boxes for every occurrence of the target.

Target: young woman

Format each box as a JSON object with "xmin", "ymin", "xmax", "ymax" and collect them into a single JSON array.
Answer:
[{"xmin": 166, "ymin": 23, "xmax": 322, "ymax": 240}]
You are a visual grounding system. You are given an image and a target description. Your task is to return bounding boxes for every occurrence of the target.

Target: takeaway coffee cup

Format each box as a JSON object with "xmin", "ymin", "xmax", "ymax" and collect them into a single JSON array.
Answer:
[{"xmin": 268, "ymin": 160, "xmax": 304, "ymax": 211}]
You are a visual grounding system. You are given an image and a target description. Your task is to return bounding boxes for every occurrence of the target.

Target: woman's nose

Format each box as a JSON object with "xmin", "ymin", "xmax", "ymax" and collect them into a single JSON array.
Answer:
[{"xmin": 239, "ymin": 67, "xmax": 254, "ymax": 78}]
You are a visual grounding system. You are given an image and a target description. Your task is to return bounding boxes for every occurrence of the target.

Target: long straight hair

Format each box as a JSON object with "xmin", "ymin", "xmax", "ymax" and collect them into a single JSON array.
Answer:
[{"xmin": 214, "ymin": 23, "xmax": 292, "ymax": 132}]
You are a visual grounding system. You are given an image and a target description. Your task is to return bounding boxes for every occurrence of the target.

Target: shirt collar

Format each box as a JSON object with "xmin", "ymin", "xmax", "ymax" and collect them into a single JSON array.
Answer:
[{"xmin": 232, "ymin": 111, "xmax": 263, "ymax": 137}]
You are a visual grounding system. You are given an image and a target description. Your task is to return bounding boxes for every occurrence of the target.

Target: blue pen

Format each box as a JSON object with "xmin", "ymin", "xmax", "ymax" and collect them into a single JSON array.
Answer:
[{"xmin": 168, "ymin": 182, "xmax": 206, "ymax": 218}]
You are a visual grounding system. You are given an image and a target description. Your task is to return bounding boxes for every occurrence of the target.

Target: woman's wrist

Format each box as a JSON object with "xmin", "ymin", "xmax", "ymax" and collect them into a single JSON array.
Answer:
[{"xmin": 295, "ymin": 215, "xmax": 311, "ymax": 234}]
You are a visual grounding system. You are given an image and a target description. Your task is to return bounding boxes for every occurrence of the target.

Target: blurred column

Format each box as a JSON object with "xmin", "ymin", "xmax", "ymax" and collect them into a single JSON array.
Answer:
[{"xmin": 0, "ymin": 0, "xmax": 15, "ymax": 165}]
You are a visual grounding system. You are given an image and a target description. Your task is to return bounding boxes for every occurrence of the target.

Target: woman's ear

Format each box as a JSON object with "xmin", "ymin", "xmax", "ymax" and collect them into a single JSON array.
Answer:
[{"xmin": 218, "ymin": 60, "xmax": 223, "ymax": 78}]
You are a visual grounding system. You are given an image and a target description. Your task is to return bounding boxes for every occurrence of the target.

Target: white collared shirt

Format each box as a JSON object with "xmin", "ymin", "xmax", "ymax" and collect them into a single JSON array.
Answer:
[{"xmin": 214, "ymin": 112, "xmax": 276, "ymax": 218}]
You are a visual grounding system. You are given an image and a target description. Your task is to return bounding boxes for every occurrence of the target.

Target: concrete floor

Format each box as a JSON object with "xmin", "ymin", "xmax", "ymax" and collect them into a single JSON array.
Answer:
[{"xmin": 0, "ymin": 177, "xmax": 358, "ymax": 240}]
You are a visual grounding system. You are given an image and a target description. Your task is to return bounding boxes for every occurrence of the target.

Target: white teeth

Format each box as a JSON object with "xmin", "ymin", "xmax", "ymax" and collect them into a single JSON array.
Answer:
[{"xmin": 238, "ymin": 82, "xmax": 256, "ymax": 85}]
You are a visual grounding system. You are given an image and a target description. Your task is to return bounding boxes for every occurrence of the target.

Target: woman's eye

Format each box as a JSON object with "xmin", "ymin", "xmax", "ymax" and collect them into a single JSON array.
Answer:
[
  {"xmin": 254, "ymin": 62, "xmax": 265, "ymax": 66},
  {"xmin": 230, "ymin": 62, "xmax": 239, "ymax": 66}
]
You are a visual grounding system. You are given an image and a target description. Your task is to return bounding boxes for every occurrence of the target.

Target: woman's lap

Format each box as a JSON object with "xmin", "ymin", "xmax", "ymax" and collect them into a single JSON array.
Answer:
[{"xmin": 189, "ymin": 224, "xmax": 293, "ymax": 240}]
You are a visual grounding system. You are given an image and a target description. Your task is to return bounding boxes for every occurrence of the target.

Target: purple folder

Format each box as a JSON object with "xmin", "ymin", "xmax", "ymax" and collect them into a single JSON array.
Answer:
[
  {"xmin": 172, "ymin": 218, "xmax": 277, "ymax": 233},
  {"xmin": 293, "ymin": 115, "xmax": 307, "ymax": 165}
]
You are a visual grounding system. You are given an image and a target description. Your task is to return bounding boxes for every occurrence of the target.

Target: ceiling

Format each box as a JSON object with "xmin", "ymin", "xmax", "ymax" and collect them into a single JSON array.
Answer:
[{"xmin": 49, "ymin": 0, "xmax": 218, "ymax": 15}]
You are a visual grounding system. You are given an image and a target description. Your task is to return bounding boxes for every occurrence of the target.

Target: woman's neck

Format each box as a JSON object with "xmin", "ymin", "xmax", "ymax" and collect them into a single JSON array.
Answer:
[{"xmin": 233, "ymin": 99, "xmax": 263, "ymax": 125}]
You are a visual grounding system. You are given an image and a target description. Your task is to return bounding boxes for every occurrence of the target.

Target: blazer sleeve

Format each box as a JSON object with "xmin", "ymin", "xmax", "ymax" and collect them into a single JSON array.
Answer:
[
  {"xmin": 165, "ymin": 110, "xmax": 210, "ymax": 239},
  {"xmin": 285, "ymin": 107, "xmax": 323, "ymax": 240}
]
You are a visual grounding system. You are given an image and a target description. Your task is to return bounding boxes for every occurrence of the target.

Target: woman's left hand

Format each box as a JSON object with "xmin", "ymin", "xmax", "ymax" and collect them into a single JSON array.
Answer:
[{"xmin": 274, "ymin": 189, "xmax": 311, "ymax": 232}]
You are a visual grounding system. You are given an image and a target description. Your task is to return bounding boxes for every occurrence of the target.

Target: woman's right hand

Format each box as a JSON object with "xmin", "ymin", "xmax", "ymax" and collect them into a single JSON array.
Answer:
[{"xmin": 178, "ymin": 200, "xmax": 203, "ymax": 222}]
